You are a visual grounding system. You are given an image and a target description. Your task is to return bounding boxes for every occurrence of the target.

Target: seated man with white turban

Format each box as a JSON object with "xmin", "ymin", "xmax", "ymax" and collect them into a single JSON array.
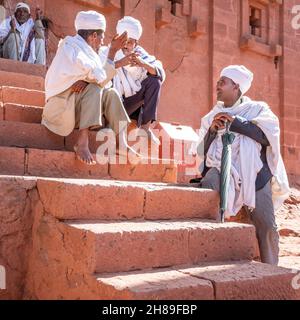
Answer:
[
  {"xmin": 42, "ymin": 10, "xmax": 139, "ymax": 165},
  {"xmin": 193, "ymin": 65, "xmax": 290, "ymax": 265},
  {"xmin": 0, "ymin": 2, "xmax": 46, "ymax": 64},
  {"xmin": 110, "ymin": 16, "xmax": 166, "ymax": 145}
]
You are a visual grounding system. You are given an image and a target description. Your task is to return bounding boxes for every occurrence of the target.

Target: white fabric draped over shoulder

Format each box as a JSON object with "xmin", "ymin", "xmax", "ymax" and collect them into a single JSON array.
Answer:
[
  {"xmin": 191, "ymin": 96, "xmax": 290, "ymax": 217},
  {"xmin": 45, "ymin": 34, "xmax": 108, "ymax": 101},
  {"xmin": 0, "ymin": 16, "xmax": 36, "ymax": 63},
  {"xmin": 112, "ymin": 46, "xmax": 166, "ymax": 98}
]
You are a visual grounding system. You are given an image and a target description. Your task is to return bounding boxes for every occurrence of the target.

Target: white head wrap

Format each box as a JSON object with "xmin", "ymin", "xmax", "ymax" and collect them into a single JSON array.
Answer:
[
  {"xmin": 15, "ymin": 2, "xmax": 30, "ymax": 13},
  {"xmin": 221, "ymin": 65, "xmax": 254, "ymax": 95},
  {"xmin": 75, "ymin": 11, "xmax": 106, "ymax": 32},
  {"xmin": 117, "ymin": 16, "xmax": 143, "ymax": 40}
]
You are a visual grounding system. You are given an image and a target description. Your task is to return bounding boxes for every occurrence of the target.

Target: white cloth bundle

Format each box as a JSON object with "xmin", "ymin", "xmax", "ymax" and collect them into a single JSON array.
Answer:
[
  {"xmin": 75, "ymin": 10, "xmax": 106, "ymax": 32},
  {"xmin": 117, "ymin": 16, "xmax": 142, "ymax": 40},
  {"xmin": 193, "ymin": 96, "xmax": 290, "ymax": 217}
]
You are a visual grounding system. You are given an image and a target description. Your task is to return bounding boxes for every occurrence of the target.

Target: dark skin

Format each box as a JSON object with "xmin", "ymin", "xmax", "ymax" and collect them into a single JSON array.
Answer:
[
  {"xmin": 210, "ymin": 76, "xmax": 241, "ymax": 133},
  {"xmin": 115, "ymin": 37, "xmax": 157, "ymax": 75},
  {"xmin": 10, "ymin": 7, "xmax": 42, "ymax": 28},
  {"xmin": 71, "ymin": 31, "xmax": 128, "ymax": 94}
]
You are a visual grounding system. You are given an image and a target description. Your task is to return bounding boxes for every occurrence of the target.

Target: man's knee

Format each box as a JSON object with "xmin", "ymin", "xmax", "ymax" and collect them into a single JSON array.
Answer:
[
  {"xmin": 200, "ymin": 168, "xmax": 220, "ymax": 191},
  {"xmin": 144, "ymin": 76, "xmax": 162, "ymax": 90},
  {"xmin": 85, "ymin": 83, "xmax": 101, "ymax": 96}
]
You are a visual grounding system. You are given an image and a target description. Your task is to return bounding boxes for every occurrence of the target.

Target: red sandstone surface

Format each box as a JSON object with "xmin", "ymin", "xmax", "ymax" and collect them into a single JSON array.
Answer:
[{"xmin": 277, "ymin": 187, "xmax": 300, "ymax": 271}]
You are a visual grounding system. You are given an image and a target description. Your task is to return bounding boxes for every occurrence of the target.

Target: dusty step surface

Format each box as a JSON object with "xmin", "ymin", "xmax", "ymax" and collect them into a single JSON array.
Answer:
[
  {"xmin": 67, "ymin": 219, "xmax": 257, "ymax": 273},
  {"xmin": 37, "ymin": 178, "xmax": 219, "ymax": 220},
  {"xmin": 1, "ymin": 103, "xmax": 43, "ymax": 123},
  {"xmin": 0, "ymin": 58, "xmax": 46, "ymax": 76},
  {"xmin": 0, "ymin": 120, "xmax": 154, "ymax": 154},
  {"xmin": 0, "ymin": 71, "xmax": 44, "ymax": 91},
  {"xmin": 0, "ymin": 120, "xmax": 110, "ymax": 152},
  {"xmin": 0, "ymin": 86, "xmax": 45, "ymax": 106},
  {"xmin": 0, "ymin": 146, "xmax": 177, "ymax": 183},
  {"xmin": 95, "ymin": 260, "xmax": 300, "ymax": 300}
]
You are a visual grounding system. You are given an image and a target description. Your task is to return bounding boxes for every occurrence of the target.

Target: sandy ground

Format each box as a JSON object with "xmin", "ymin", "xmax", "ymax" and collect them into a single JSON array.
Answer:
[{"xmin": 277, "ymin": 187, "xmax": 300, "ymax": 271}]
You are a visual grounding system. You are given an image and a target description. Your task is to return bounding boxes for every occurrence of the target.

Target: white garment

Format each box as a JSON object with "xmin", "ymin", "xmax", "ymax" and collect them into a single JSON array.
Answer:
[
  {"xmin": 193, "ymin": 96, "xmax": 290, "ymax": 217},
  {"xmin": 221, "ymin": 65, "xmax": 254, "ymax": 95},
  {"xmin": 113, "ymin": 46, "xmax": 166, "ymax": 98},
  {"xmin": 75, "ymin": 10, "xmax": 106, "ymax": 32},
  {"xmin": 45, "ymin": 34, "xmax": 108, "ymax": 101},
  {"xmin": 0, "ymin": 16, "xmax": 36, "ymax": 63},
  {"xmin": 117, "ymin": 16, "xmax": 142, "ymax": 40}
]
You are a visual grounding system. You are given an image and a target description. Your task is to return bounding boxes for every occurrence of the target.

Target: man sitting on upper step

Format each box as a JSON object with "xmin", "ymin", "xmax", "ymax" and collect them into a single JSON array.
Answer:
[
  {"xmin": 191, "ymin": 65, "xmax": 290, "ymax": 265},
  {"xmin": 0, "ymin": 2, "xmax": 46, "ymax": 65},
  {"xmin": 42, "ymin": 10, "xmax": 141, "ymax": 165},
  {"xmin": 105, "ymin": 16, "xmax": 165, "ymax": 146}
]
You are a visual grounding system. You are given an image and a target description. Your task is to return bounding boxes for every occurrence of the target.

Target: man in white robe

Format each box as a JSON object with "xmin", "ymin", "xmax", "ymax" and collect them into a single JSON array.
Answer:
[
  {"xmin": 193, "ymin": 65, "xmax": 290, "ymax": 265},
  {"xmin": 42, "ymin": 10, "xmax": 139, "ymax": 165},
  {"xmin": 0, "ymin": 2, "xmax": 46, "ymax": 65},
  {"xmin": 111, "ymin": 16, "xmax": 166, "ymax": 145}
]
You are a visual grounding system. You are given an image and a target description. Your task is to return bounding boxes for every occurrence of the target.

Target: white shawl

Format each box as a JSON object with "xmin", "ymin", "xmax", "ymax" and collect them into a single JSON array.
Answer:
[
  {"xmin": 193, "ymin": 96, "xmax": 290, "ymax": 217},
  {"xmin": 113, "ymin": 46, "xmax": 166, "ymax": 98},
  {"xmin": 45, "ymin": 34, "xmax": 107, "ymax": 100},
  {"xmin": 0, "ymin": 16, "xmax": 35, "ymax": 63}
]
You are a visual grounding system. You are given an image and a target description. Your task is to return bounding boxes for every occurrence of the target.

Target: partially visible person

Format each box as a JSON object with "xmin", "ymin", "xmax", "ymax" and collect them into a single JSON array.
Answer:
[
  {"xmin": 0, "ymin": 2, "xmax": 46, "ymax": 65},
  {"xmin": 109, "ymin": 16, "xmax": 165, "ymax": 145}
]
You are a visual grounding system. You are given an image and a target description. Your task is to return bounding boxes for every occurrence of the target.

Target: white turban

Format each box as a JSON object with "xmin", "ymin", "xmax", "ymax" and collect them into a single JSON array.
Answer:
[
  {"xmin": 221, "ymin": 65, "xmax": 254, "ymax": 95},
  {"xmin": 75, "ymin": 11, "xmax": 106, "ymax": 32},
  {"xmin": 117, "ymin": 16, "xmax": 143, "ymax": 40},
  {"xmin": 15, "ymin": 2, "xmax": 30, "ymax": 13}
]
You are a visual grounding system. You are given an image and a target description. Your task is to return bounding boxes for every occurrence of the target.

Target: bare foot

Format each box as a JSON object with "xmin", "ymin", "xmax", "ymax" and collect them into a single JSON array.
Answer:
[{"xmin": 74, "ymin": 144, "xmax": 97, "ymax": 165}]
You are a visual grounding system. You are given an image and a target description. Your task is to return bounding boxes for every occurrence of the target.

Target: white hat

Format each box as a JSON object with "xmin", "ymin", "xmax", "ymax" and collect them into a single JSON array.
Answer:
[
  {"xmin": 117, "ymin": 16, "xmax": 143, "ymax": 40},
  {"xmin": 15, "ymin": 2, "xmax": 30, "ymax": 13},
  {"xmin": 75, "ymin": 10, "xmax": 106, "ymax": 32},
  {"xmin": 220, "ymin": 65, "xmax": 254, "ymax": 95}
]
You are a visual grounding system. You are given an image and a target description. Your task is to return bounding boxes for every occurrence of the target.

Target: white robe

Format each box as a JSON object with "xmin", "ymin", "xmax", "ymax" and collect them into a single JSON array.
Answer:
[
  {"xmin": 43, "ymin": 35, "xmax": 116, "ymax": 136},
  {"xmin": 112, "ymin": 46, "xmax": 166, "ymax": 98},
  {"xmin": 0, "ymin": 16, "xmax": 36, "ymax": 63},
  {"xmin": 45, "ymin": 34, "xmax": 110, "ymax": 101},
  {"xmin": 192, "ymin": 96, "xmax": 290, "ymax": 217}
]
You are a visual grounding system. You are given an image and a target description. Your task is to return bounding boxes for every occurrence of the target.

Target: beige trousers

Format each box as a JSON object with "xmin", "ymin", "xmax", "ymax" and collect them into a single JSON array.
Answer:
[{"xmin": 74, "ymin": 83, "xmax": 130, "ymax": 134}]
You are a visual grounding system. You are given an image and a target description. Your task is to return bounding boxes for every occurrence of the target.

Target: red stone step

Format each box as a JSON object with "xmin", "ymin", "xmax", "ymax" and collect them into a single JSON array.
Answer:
[
  {"xmin": 68, "ymin": 220, "xmax": 257, "ymax": 273},
  {"xmin": 0, "ymin": 58, "xmax": 46, "ymax": 77},
  {"xmin": 0, "ymin": 120, "xmax": 161, "ymax": 155},
  {"xmin": 96, "ymin": 261, "xmax": 300, "ymax": 300},
  {"xmin": 0, "ymin": 71, "xmax": 44, "ymax": 91},
  {"xmin": 0, "ymin": 86, "xmax": 45, "ymax": 107},
  {"xmin": 0, "ymin": 120, "xmax": 103, "ymax": 152},
  {"xmin": 0, "ymin": 146, "xmax": 178, "ymax": 183},
  {"xmin": 0, "ymin": 121, "xmax": 64, "ymax": 150},
  {"xmin": 36, "ymin": 178, "xmax": 219, "ymax": 220},
  {"xmin": 3, "ymin": 104, "xmax": 43, "ymax": 123}
]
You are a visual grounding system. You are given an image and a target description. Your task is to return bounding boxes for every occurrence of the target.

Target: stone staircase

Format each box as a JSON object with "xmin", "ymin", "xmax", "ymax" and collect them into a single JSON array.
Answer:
[{"xmin": 0, "ymin": 58, "xmax": 299, "ymax": 300}]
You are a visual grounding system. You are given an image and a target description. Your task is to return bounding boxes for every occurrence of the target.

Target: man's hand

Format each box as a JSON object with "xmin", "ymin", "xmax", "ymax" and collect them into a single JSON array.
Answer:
[
  {"xmin": 10, "ymin": 18, "xmax": 16, "ymax": 30},
  {"xmin": 71, "ymin": 80, "xmax": 89, "ymax": 93},
  {"xmin": 35, "ymin": 7, "xmax": 43, "ymax": 20},
  {"xmin": 131, "ymin": 54, "xmax": 146, "ymax": 68},
  {"xmin": 214, "ymin": 112, "xmax": 234, "ymax": 123},
  {"xmin": 209, "ymin": 113, "xmax": 234, "ymax": 133},
  {"xmin": 108, "ymin": 32, "xmax": 128, "ymax": 61},
  {"xmin": 115, "ymin": 53, "xmax": 137, "ymax": 69}
]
